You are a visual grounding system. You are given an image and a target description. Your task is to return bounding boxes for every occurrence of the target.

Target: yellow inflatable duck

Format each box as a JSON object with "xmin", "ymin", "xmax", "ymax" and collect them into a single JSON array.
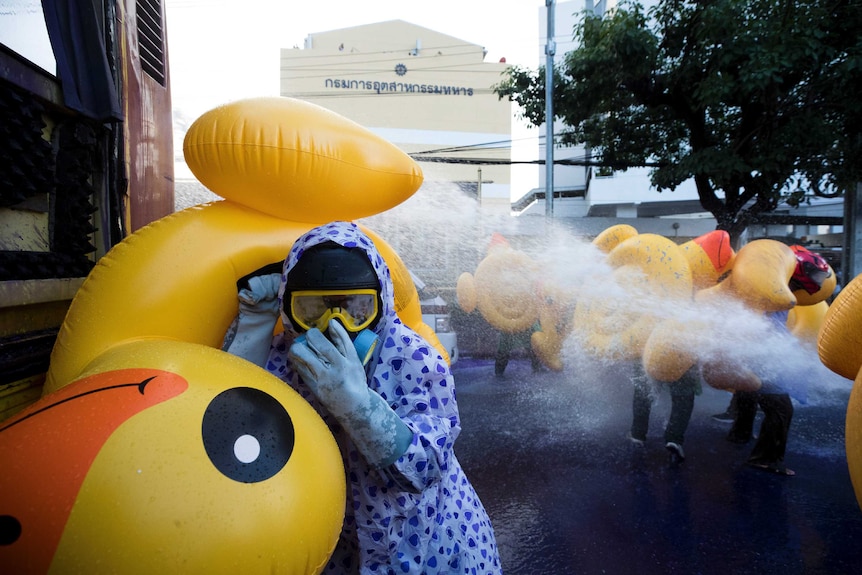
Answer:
[
  {"xmin": 819, "ymin": 272, "xmax": 862, "ymax": 508},
  {"xmin": 0, "ymin": 97, "xmax": 438, "ymax": 574},
  {"xmin": 0, "ymin": 341, "xmax": 343, "ymax": 573},
  {"xmin": 786, "ymin": 245, "xmax": 838, "ymax": 343},
  {"xmin": 575, "ymin": 225, "xmax": 697, "ymax": 363},
  {"xmin": 636, "ymin": 228, "xmax": 736, "ymax": 382},
  {"xmin": 643, "ymin": 238, "xmax": 834, "ymax": 389},
  {"xmin": 455, "ymin": 233, "xmax": 573, "ymax": 370},
  {"xmin": 584, "ymin": 227, "xmax": 834, "ymax": 390}
]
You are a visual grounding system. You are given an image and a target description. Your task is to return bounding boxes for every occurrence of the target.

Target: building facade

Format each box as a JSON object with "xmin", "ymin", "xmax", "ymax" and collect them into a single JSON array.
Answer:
[{"xmin": 281, "ymin": 20, "xmax": 513, "ymax": 212}]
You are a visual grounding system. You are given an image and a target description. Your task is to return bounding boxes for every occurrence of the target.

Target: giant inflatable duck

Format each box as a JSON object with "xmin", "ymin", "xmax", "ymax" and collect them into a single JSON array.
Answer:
[
  {"xmin": 819, "ymin": 271, "xmax": 862, "ymax": 509},
  {"xmin": 576, "ymin": 225, "xmax": 835, "ymax": 393},
  {"xmin": 575, "ymin": 226, "xmax": 701, "ymax": 362},
  {"xmin": 639, "ymin": 237, "xmax": 834, "ymax": 389},
  {"xmin": 455, "ymin": 233, "xmax": 574, "ymax": 371},
  {"xmin": 0, "ymin": 97, "xmax": 442, "ymax": 573}
]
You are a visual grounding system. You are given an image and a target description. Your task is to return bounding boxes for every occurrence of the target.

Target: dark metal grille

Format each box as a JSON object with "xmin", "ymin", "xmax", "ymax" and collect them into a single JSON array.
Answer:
[{"xmin": 136, "ymin": 0, "xmax": 166, "ymax": 85}]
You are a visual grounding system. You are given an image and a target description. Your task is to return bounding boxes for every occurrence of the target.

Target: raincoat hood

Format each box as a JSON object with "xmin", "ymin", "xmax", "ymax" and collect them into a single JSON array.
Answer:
[{"xmin": 265, "ymin": 222, "xmax": 501, "ymax": 574}]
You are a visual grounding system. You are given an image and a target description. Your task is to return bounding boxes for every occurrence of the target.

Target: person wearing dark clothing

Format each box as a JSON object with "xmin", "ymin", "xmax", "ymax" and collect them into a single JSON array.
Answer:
[
  {"xmin": 629, "ymin": 363, "xmax": 700, "ymax": 462},
  {"xmin": 725, "ymin": 310, "xmax": 797, "ymax": 476},
  {"xmin": 712, "ymin": 392, "xmax": 738, "ymax": 423},
  {"xmin": 727, "ymin": 391, "xmax": 794, "ymax": 470},
  {"xmin": 494, "ymin": 325, "xmax": 542, "ymax": 377}
]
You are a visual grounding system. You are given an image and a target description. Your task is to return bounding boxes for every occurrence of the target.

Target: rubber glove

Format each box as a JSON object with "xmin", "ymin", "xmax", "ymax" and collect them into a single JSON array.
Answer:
[
  {"xmin": 288, "ymin": 319, "xmax": 413, "ymax": 468},
  {"xmin": 222, "ymin": 273, "xmax": 281, "ymax": 368}
]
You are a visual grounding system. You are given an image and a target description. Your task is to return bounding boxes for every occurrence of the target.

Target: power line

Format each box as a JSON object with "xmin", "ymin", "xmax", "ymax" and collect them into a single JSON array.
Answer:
[
  {"xmin": 409, "ymin": 132, "xmax": 564, "ymax": 156},
  {"xmin": 411, "ymin": 138, "xmax": 521, "ymax": 155},
  {"xmin": 411, "ymin": 156, "xmax": 663, "ymax": 167},
  {"xmin": 281, "ymin": 54, "xmax": 513, "ymax": 81},
  {"xmin": 410, "ymin": 157, "xmax": 578, "ymax": 166}
]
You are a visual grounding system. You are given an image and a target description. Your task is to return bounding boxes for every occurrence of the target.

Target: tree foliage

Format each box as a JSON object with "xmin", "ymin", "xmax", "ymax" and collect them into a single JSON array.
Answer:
[{"xmin": 494, "ymin": 0, "xmax": 862, "ymax": 240}]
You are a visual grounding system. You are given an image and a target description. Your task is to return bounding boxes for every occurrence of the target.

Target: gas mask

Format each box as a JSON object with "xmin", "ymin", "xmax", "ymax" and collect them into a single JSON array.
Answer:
[
  {"xmin": 290, "ymin": 289, "xmax": 380, "ymax": 365},
  {"xmin": 284, "ymin": 242, "xmax": 383, "ymax": 367}
]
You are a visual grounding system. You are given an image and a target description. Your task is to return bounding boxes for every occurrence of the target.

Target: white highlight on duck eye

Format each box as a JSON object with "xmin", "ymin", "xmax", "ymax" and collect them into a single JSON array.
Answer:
[{"xmin": 234, "ymin": 434, "xmax": 261, "ymax": 463}]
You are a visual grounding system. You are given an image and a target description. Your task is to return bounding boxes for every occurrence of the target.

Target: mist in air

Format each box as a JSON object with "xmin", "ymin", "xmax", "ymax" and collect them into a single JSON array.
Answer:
[{"xmin": 360, "ymin": 181, "xmax": 852, "ymax": 415}]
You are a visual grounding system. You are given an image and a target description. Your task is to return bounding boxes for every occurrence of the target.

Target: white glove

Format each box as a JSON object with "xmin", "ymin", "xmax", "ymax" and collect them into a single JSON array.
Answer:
[
  {"xmin": 288, "ymin": 319, "xmax": 413, "ymax": 468},
  {"xmin": 222, "ymin": 273, "xmax": 281, "ymax": 368}
]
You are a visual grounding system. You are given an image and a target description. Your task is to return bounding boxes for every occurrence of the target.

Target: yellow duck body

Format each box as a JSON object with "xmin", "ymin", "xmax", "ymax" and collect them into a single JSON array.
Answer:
[{"xmin": 1, "ymin": 97, "xmax": 437, "ymax": 573}]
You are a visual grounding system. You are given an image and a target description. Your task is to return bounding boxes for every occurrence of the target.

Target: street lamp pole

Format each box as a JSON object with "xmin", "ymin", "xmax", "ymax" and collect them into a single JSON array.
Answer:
[{"xmin": 545, "ymin": 0, "xmax": 556, "ymax": 220}]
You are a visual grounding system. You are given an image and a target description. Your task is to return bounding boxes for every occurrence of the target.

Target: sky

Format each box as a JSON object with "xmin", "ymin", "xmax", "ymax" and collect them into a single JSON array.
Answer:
[
  {"xmin": 165, "ymin": 0, "xmax": 549, "ymax": 120},
  {"xmin": 0, "ymin": 0, "xmax": 566, "ymax": 193}
]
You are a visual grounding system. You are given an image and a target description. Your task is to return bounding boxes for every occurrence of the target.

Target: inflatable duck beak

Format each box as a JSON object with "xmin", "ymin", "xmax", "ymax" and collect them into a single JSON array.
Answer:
[
  {"xmin": 0, "ymin": 369, "xmax": 188, "ymax": 574},
  {"xmin": 687, "ymin": 229, "xmax": 736, "ymax": 289}
]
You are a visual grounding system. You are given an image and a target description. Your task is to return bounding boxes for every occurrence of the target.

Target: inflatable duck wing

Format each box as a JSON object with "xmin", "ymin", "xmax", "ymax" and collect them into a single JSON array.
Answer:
[
  {"xmin": 591, "ymin": 223, "xmax": 638, "ymax": 255},
  {"xmin": 3, "ymin": 97, "xmax": 432, "ymax": 574},
  {"xmin": 46, "ymin": 97, "xmax": 430, "ymax": 393}
]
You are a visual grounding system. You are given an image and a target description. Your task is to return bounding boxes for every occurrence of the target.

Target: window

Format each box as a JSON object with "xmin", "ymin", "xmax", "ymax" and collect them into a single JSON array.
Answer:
[{"xmin": 0, "ymin": 1, "xmax": 55, "ymax": 74}]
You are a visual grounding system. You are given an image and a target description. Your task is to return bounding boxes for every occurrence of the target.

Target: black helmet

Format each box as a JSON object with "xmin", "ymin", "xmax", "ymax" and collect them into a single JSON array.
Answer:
[{"xmin": 286, "ymin": 241, "xmax": 379, "ymax": 291}]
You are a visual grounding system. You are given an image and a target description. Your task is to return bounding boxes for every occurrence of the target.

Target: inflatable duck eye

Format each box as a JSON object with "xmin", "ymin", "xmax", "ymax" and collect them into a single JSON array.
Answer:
[{"xmin": 202, "ymin": 387, "xmax": 295, "ymax": 483}]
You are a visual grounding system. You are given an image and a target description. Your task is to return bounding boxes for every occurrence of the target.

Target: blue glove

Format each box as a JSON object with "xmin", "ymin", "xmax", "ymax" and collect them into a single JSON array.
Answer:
[
  {"xmin": 222, "ymin": 273, "xmax": 281, "ymax": 368},
  {"xmin": 288, "ymin": 319, "xmax": 413, "ymax": 468}
]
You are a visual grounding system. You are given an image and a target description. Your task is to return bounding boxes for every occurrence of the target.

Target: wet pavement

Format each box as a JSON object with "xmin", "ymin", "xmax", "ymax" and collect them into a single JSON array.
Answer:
[{"xmin": 451, "ymin": 357, "xmax": 862, "ymax": 575}]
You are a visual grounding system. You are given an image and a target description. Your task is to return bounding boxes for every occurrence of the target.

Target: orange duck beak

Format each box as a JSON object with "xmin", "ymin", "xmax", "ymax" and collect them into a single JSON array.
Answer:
[{"xmin": 0, "ymin": 369, "xmax": 187, "ymax": 574}]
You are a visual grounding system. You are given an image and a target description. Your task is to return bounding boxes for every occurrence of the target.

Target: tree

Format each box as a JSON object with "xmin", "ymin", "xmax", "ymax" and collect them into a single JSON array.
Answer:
[{"xmin": 494, "ymin": 0, "xmax": 862, "ymax": 242}]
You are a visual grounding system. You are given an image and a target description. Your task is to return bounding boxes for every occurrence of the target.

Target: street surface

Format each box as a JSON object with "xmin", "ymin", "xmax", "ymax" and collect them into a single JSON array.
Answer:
[{"xmin": 452, "ymin": 357, "xmax": 862, "ymax": 575}]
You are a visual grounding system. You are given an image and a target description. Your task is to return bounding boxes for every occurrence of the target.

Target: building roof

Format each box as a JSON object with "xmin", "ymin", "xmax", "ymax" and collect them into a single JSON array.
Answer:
[{"xmin": 303, "ymin": 20, "xmax": 485, "ymax": 58}]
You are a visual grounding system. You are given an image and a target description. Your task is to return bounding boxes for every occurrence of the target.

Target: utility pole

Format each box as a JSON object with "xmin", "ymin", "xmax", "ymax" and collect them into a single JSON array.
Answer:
[{"xmin": 545, "ymin": 0, "xmax": 555, "ymax": 220}]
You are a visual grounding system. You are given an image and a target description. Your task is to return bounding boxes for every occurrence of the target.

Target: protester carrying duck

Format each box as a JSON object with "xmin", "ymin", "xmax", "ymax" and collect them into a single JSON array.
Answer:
[{"xmin": 225, "ymin": 220, "xmax": 502, "ymax": 575}]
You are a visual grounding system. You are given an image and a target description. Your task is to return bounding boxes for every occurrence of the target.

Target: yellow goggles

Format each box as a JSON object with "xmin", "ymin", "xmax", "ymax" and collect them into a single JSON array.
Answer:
[{"xmin": 289, "ymin": 289, "xmax": 379, "ymax": 332}]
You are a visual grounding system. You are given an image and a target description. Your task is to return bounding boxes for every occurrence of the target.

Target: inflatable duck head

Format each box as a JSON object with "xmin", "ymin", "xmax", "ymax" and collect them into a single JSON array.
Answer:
[{"xmin": 0, "ymin": 340, "xmax": 344, "ymax": 573}]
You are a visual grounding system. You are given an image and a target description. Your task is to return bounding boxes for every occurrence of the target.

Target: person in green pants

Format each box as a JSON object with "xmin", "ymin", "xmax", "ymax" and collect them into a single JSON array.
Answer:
[
  {"xmin": 628, "ymin": 362, "xmax": 701, "ymax": 462},
  {"xmin": 494, "ymin": 323, "xmax": 543, "ymax": 377}
]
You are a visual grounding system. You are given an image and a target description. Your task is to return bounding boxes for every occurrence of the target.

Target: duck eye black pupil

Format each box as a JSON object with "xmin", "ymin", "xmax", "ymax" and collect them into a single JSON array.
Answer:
[{"xmin": 201, "ymin": 387, "xmax": 295, "ymax": 483}]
